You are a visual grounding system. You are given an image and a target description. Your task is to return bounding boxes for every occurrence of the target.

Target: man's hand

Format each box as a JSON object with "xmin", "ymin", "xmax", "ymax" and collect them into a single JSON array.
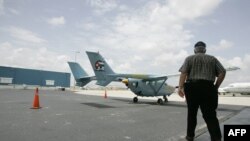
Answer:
[
  {"xmin": 178, "ymin": 72, "xmax": 187, "ymax": 98},
  {"xmin": 178, "ymin": 87, "xmax": 185, "ymax": 98}
]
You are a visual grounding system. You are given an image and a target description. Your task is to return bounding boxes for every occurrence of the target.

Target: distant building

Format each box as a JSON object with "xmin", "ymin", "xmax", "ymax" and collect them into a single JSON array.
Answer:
[{"xmin": 0, "ymin": 66, "xmax": 70, "ymax": 87}]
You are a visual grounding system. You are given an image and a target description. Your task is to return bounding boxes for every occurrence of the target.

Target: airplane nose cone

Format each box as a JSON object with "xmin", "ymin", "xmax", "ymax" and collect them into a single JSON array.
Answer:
[{"xmin": 121, "ymin": 79, "xmax": 129, "ymax": 86}]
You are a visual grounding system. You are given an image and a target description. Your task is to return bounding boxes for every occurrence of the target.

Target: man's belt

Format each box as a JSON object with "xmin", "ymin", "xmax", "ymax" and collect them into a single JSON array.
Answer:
[{"xmin": 186, "ymin": 79, "xmax": 214, "ymax": 84}]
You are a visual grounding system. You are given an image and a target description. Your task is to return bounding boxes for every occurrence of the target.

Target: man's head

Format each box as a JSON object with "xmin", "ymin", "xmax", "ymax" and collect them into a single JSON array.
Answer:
[{"xmin": 194, "ymin": 41, "xmax": 206, "ymax": 54}]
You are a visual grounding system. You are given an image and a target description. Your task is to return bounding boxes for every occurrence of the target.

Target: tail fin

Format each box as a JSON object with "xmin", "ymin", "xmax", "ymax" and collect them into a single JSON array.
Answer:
[
  {"xmin": 86, "ymin": 51, "xmax": 115, "ymax": 86},
  {"xmin": 67, "ymin": 62, "xmax": 94, "ymax": 87}
]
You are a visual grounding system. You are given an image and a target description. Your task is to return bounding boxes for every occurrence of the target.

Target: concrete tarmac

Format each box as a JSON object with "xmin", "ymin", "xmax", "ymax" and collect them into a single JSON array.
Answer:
[{"xmin": 0, "ymin": 89, "xmax": 249, "ymax": 141}]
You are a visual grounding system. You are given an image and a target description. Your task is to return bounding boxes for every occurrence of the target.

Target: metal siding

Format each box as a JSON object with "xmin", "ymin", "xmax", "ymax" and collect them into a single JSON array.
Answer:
[
  {"xmin": 0, "ymin": 66, "xmax": 15, "ymax": 84},
  {"xmin": 0, "ymin": 66, "xmax": 15, "ymax": 77},
  {"xmin": 65, "ymin": 73, "xmax": 70, "ymax": 87},
  {"xmin": 15, "ymin": 69, "xmax": 41, "ymax": 85},
  {"xmin": 41, "ymin": 71, "xmax": 69, "ymax": 87},
  {"xmin": 0, "ymin": 66, "xmax": 70, "ymax": 87}
]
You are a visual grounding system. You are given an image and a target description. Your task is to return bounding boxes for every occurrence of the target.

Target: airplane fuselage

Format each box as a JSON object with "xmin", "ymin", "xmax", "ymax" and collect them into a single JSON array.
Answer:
[
  {"xmin": 220, "ymin": 83, "xmax": 250, "ymax": 95},
  {"xmin": 127, "ymin": 78, "xmax": 175, "ymax": 97},
  {"xmin": 223, "ymin": 87, "xmax": 250, "ymax": 95}
]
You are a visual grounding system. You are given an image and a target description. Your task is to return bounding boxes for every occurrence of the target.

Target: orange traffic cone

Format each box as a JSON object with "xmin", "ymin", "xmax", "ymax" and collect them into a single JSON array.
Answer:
[
  {"xmin": 31, "ymin": 88, "xmax": 41, "ymax": 109},
  {"xmin": 104, "ymin": 89, "xmax": 107, "ymax": 99}
]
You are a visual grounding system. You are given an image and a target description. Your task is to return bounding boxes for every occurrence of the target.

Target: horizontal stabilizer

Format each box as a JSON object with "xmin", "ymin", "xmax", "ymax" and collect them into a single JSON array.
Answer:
[
  {"xmin": 95, "ymin": 79, "xmax": 113, "ymax": 86},
  {"xmin": 77, "ymin": 76, "xmax": 96, "ymax": 87},
  {"xmin": 68, "ymin": 62, "xmax": 95, "ymax": 87}
]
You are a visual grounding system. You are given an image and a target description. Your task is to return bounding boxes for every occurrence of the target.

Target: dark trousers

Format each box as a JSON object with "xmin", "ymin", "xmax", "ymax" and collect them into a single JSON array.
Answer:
[{"xmin": 184, "ymin": 81, "xmax": 222, "ymax": 140}]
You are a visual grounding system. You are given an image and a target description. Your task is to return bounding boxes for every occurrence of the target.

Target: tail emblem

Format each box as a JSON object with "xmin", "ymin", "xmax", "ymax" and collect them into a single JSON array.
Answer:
[{"xmin": 95, "ymin": 60, "xmax": 105, "ymax": 71}]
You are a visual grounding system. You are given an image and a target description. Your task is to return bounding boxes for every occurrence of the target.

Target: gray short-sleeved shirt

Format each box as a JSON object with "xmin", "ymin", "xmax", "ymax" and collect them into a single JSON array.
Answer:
[{"xmin": 179, "ymin": 53, "xmax": 226, "ymax": 82}]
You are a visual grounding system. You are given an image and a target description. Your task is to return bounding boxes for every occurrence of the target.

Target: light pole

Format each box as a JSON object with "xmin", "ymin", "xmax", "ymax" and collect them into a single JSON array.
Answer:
[
  {"xmin": 73, "ymin": 51, "xmax": 80, "ymax": 89},
  {"xmin": 75, "ymin": 51, "xmax": 80, "ymax": 62}
]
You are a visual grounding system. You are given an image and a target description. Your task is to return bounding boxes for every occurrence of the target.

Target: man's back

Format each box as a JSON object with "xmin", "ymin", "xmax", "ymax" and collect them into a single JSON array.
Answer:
[{"xmin": 185, "ymin": 53, "xmax": 219, "ymax": 82}]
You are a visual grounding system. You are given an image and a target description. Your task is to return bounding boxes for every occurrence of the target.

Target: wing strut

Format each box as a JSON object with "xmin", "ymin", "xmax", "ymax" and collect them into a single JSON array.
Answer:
[{"xmin": 148, "ymin": 77, "xmax": 167, "ymax": 96}]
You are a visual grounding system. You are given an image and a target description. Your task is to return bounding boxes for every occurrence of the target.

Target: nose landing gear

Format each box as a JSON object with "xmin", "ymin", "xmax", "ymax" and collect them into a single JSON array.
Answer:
[
  {"xmin": 133, "ymin": 97, "xmax": 138, "ymax": 103},
  {"xmin": 157, "ymin": 95, "xmax": 168, "ymax": 105}
]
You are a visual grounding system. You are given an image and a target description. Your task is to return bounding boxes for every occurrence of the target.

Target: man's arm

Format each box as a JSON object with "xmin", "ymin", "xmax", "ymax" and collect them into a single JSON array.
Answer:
[
  {"xmin": 215, "ymin": 72, "xmax": 226, "ymax": 89},
  {"xmin": 214, "ymin": 58, "xmax": 226, "ymax": 89},
  {"xmin": 178, "ymin": 72, "xmax": 187, "ymax": 98}
]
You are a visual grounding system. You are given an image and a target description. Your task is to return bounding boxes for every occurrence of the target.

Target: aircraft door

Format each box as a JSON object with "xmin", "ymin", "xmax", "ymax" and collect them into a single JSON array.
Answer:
[{"xmin": 127, "ymin": 79, "xmax": 142, "ymax": 94}]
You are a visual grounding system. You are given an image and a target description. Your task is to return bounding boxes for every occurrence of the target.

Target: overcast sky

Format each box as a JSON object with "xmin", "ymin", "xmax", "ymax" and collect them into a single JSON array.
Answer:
[{"xmin": 0, "ymin": 0, "xmax": 249, "ymax": 87}]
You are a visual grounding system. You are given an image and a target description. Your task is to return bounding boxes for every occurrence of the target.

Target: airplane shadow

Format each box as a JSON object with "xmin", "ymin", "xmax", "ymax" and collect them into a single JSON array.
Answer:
[
  {"xmin": 80, "ymin": 97, "xmax": 244, "ymax": 112},
  {"xmin": 81, "ymin": 102, "xmax": 116, "ymax": 109},
  {"xmin": 111, "ymin": 98, "xmax": 187, "ymax": 108}
]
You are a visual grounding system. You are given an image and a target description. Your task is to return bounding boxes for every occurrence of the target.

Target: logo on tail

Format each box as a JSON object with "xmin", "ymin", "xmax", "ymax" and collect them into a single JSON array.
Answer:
[{"xmin": 95, "ymin": 60, "xmax": 105, "ymax": 71}]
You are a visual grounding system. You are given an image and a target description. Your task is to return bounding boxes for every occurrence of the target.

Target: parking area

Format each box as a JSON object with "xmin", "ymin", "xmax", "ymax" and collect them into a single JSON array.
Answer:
[{"xmin": 0, "ymin": 89, "xmax": 247, "ymax": 141}]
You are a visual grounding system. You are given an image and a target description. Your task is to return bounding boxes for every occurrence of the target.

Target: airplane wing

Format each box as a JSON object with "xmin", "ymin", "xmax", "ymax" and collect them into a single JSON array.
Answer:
[
  {"xmin": 225, "ymin": 66, "xmax": 240, "ymax": 71},
  {"xmin": 108, "ymin": 74, "xmax": 168, "ymax": 81},
  {"xmin": 109, "ymin": 74, "xmax": 168, "ymax": 96},
  {"xmin": 167, "ymin": 73, "xmax": 181, "ymax": 78},
  {"xmin": 166, "ymin": 66, "xmax": 240, "ymax": 78}
]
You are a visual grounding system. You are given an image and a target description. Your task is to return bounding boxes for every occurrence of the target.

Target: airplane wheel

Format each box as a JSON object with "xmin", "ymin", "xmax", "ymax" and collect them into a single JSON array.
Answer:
[
  {"xmin": 157, "ymin": 98, "xmax": 163, "ymax": 105},
  {"xmin": 133, "ymin": 97, "xmax": 138, "ymax": 103}
]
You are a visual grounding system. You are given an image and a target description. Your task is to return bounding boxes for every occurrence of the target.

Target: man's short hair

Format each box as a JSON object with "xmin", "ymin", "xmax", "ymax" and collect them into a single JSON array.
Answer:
[
  {"xmin": 194, "ymin": 41, "xmax": 206, "ymax": 48},
  {"xmin": 194, "ymin": 41, "xmax": 206, "ymax": 53}
]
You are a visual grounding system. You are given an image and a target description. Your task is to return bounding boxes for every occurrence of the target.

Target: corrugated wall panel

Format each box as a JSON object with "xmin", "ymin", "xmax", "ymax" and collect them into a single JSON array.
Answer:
[{"xmin": 0, "ymin": 66, "xmax": 70, "ymax": 87}]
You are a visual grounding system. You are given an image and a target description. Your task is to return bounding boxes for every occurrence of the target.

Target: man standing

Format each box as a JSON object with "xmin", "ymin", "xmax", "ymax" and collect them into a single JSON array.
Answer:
[{"xmin": 178, "ymin": 41, "xmax": 226, "ymax": 141}]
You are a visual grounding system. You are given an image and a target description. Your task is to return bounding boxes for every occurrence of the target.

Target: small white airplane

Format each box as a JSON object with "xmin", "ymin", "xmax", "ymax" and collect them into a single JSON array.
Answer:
[
  {"xmin": 68, "ymin": 51, "xmax": 240, "ymax": 103},
  {"xmin": 85, "ymin": 51, "xmax": 176, "ymax": 104},
  {"xmin": 219, "ymin": 82, "xmax": 250, "ymax": 96}
]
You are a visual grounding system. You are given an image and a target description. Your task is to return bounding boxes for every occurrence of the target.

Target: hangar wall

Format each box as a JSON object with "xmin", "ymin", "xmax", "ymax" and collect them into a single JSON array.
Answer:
[{"xmin": 0, "ymin": 66, "xmax": 70, "ymax": 87}]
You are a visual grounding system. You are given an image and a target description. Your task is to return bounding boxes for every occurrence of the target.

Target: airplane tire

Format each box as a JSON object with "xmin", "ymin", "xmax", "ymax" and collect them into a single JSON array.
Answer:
[
  {"xmin": 157, "ymin": 98, "xmax": 163, "ymax": 105},
  {"xmin": 133, "ymin": 97, "xmax": 138, "ymax": 103}
]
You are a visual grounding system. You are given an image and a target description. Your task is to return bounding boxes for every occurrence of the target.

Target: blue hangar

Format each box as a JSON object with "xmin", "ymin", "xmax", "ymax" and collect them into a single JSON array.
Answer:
[{"xmin": 0, "ymin": 66, "xmax": 70, "ymax": 88}]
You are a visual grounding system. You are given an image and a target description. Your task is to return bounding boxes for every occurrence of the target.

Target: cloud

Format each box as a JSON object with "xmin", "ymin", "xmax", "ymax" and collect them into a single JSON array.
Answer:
[
  {"xmin": 8, "ymin": 8, "xmax": 20, "ymax": 15},
  {"xmin": 47, "ymin": 16, "xmax": 65, "ymax": 26},
  {"xmin": 77, "ymin": 22, "xmax": 99, "ymax": 31},
  {"xmin": 218, "ymin": 54, "xmax": 250, "ymax": 86},
  {"xmin": 167, "ymin": 0, "xmax": 223, "ymax": 21},
  {"xmin": 217, "ymin": 39, "xmax": 233, "ymax": 49},
  {"xmin": 2, "ymin": 0, "xmax": 233, "ymax": 87},
  {"xmin": 77, "ymin": 0, "xmax": 225, "ymax": 77},
  {"xmin": 0, "ymin": 42, "xmax": 71, "ymax": 72},
  {"xmin": 100, "ymin": 0, "xmax": 223, "ymax": 53},
  {"xmin": 209, "ymin": 39, "xmax": 233, "ymax": 51},
  {"xmin": 8, "ymin": 27, "xmax": 47, "ymax": 43},
  {"xmin": 0, "ymin": 0, "xmax": 4, "ymax": 15},
  {"xmin": 153, "ymin": 50, "xmax": 189, "ymax": 66},
  {"xmin": 87, "ymin": 0, "xmax": 117, "ymax": 14}
]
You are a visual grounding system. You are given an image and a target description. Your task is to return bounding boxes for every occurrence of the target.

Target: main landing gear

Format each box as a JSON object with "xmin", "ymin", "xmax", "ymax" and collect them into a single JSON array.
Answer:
[{"xmin": 133, "ymin": 95, "xmax": 168, "ymax": 105}]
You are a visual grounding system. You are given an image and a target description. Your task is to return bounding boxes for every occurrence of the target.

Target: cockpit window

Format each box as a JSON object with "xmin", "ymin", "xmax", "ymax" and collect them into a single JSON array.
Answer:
[
  {"xmin": 151, "ymin": 81, "xmax": 156, "ymax": 86},
  {"xmin": 132, "ymin": 82, "xmax": 138, "ymax": 87}
]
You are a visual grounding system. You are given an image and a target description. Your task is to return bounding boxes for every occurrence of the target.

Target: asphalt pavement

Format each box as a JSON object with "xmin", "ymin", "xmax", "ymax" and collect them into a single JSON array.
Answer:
[{"xmin": 0, "ymin": 89, "xmax": 248, "ymax": 141}]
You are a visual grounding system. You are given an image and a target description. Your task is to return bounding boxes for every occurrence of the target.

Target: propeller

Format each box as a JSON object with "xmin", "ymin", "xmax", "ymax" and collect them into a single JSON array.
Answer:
[{"xmin": 121, "ymin": 79, "xmax": 129, "ymax": 87}]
